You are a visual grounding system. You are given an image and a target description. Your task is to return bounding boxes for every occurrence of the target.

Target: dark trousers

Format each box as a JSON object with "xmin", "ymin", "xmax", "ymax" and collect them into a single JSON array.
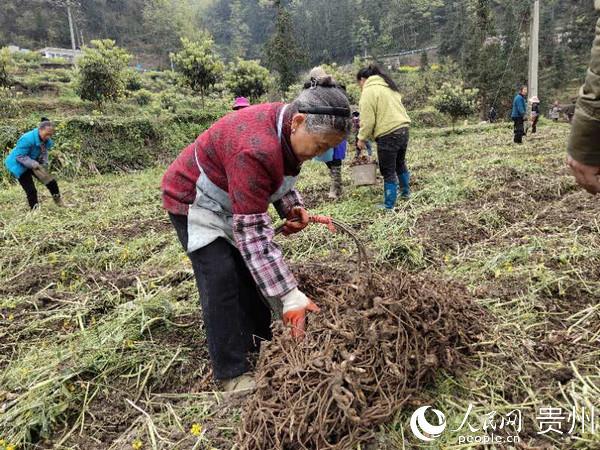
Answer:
[
  {"xmin": 531, "ymin": 116, "xmax": 539, "ymax": 133},
  {"xmin": 169, "ymin": 213, "xmax": 272, "ymax": 380},
  {"xmin": 513, "ymin": 117, "xmax": 525, "ymax": 143},
  {"xmin": 376, "ymin": 127, "xmax": 409, "ymax": 184},
  {"xmin": 325, "ymin": 159, "xmax": 342, "ymax": 169},
  {"xmin": 18, "ymin": 169, "xmax": 60, "ymax": 209}
]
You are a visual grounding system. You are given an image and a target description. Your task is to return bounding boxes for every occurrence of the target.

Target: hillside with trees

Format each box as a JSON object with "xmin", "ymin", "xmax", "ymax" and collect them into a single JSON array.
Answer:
[
  {"xmin": 1, "ymin": 0, "xmax": 598, "ymax": 115},
  {"xmin": 2, "ymin": 0, "xmax": 596, "ymax": 65}
]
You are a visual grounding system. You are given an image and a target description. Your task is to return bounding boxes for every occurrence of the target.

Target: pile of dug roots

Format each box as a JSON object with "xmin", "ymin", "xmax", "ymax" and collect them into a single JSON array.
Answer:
[{"xmin": 238, "ymin": 265, "xmax": 489, "ymax": 449}]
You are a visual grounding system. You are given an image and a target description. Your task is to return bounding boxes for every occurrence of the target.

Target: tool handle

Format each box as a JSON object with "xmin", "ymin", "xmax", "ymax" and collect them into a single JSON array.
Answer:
[{"xmin": 274, "ymin": 214, "xmax": 337, "ymax": 235}]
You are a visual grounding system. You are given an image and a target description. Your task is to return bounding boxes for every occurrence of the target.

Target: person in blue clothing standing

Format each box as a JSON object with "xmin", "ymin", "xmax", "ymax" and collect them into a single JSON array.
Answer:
[
  {"xmin": 4, "ymin": 118, "xmax": 65, "ymax": 209},
  {"xmin": 512, "ymin": 86, "xmax": 528, "ymax": 144}
]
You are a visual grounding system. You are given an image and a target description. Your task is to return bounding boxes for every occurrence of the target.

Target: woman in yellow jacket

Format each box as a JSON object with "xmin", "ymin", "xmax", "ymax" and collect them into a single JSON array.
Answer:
[{"xmin": 356, "ymin": 64, "xmax": 411, "ymax": 209}]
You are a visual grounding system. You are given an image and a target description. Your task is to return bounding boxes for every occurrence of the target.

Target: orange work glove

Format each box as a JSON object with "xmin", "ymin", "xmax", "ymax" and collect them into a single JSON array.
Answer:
[
  {"xmin": 281, "ymin": 288, "xmax": 320, "ymax": 339},
  {"xmin": 282, "ymin": 207, "xmax": 309, "ymax": 236}
]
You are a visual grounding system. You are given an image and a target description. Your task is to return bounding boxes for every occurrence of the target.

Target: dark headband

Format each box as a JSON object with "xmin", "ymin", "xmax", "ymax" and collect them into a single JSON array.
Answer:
[{"xmin": 298, "ymin": 106, "xmax": 351, "ymax": 117}]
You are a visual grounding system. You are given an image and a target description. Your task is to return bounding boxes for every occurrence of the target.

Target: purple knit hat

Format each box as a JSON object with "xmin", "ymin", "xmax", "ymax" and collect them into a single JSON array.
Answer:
[{"xmin": 232, "ymin": 97, "xmax": 251, "ymax": 110}]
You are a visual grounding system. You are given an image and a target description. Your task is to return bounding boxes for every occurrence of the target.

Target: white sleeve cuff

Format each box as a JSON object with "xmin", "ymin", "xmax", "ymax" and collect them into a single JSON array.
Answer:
[{"xmin": 281, "ymin": 287, "xmax": 309, "ymax": 314}]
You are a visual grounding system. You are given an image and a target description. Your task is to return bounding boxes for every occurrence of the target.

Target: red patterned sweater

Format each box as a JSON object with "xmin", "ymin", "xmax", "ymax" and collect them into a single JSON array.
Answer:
[{"xmin": 161, "ymin": 103, "xmax": 304, "ymax": 299}]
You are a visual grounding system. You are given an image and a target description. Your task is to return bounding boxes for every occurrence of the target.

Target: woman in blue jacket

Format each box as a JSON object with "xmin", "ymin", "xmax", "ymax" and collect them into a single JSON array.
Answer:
[
  {"xmin": 511, "ymin": 86, "xmax": 528, "ymax": 144},
  {"xmin": 4, "ymin": 119, "xmax": 65, "ymax": 209}
]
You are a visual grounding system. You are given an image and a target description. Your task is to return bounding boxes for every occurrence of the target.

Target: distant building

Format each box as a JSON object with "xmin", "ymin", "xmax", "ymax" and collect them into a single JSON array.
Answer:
[{"xmin": 38, "ymin": 47, "xmax": 82, "ymax": 63}]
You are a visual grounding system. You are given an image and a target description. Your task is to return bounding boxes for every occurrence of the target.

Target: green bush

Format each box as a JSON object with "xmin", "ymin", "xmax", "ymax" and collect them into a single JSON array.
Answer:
[
  {"xmin": 158, "ymin": 90, "xmax": 191, "ymax": 113},
  {"xmin": 224, "ymin": 58, "xmax": 272, "ymax": 100},
  {"xmin": 142, "ymin": 71, "xmax": 180, "ymax": 92},
  {"xmin": 433, "ymin": 82, "xmax": 479, "ymax": 128},
  {"xmin": 393, "ymin": 63, "xmax": 463, "ymax": 111},
  {"xmin": 76, "ymin": 40, "xmax": 132, "ymax": 106},
  {"xmin": 410, "ymin": 108, "xmax": 450, "ymax": 128},
  {"xmin": 0, "ymin": 94, "xmax": 22, "ymax": 118},
  {"xmin": 125, "ymin": 69, "xmax": 143, "ymax": 92},
  {"xmin": 171, "ymin": 36, "xmax": 224, "ymax": 104},
  {"xmin": 154, "ymin": 89, "xmax": 231, "ymax": 114},
  {"xmin": 131, "ymin": 89, "xmax": 154, "ymax": 106}
]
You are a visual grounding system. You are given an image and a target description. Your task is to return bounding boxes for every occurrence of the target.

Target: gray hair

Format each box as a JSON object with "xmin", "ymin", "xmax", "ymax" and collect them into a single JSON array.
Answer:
[
  {"xmin": 291, "ymin": 77, "xmax": 351, "ymax": 135},
  {"xmin": 309, "ymin": 66, "xmax": 328, "ymax": 81}
]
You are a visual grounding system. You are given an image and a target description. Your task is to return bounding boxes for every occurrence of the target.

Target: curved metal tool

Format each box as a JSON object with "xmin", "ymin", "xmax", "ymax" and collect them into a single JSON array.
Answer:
[{"xmin": 275, "ymin": 215, "xmax": 370, "ymax": 269}]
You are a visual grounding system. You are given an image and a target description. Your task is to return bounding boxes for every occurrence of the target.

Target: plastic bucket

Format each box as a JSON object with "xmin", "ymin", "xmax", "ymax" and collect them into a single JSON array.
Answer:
[{"xmin": 351, "ymin": 163, "xmax": 377, "ymax": 186}]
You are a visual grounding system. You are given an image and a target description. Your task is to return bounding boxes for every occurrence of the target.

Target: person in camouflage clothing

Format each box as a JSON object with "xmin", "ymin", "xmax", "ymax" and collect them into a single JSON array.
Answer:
[{"xmin": 567, "ymin": 0, "xmax": 600, "ymax": 195}]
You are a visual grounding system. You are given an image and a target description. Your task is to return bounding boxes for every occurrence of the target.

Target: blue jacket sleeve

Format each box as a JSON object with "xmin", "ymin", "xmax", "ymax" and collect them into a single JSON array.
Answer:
[
  {"xmin": 519, "ymin": 97, "xmax": 527, "ymax": 117},
  {"xmin": 13, "ymin": 135, "xmax": 39, "ymax": 169}
]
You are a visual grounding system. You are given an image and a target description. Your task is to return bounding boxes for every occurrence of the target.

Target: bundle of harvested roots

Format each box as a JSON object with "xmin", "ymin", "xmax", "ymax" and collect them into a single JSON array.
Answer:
[{"xmin": 238, "ymin": 266, "xmax": 488, "ymax": 449}]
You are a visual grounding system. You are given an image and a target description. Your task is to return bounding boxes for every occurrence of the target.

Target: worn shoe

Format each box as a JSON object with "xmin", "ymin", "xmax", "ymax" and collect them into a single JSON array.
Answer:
[
  {"xmin": 52, "ymin": 195, "xmax": 72, "ymax": 208},
  {"xmin": 328, "ymin": 184, "xmax": 338, "ymax": 199},
  {"xmin": 222, "ymin": 373, "xmax": 256, "ymax": 393},
  {"xmin": 328, "ymin": 166, "xmax": 343, "ymax": 199}
]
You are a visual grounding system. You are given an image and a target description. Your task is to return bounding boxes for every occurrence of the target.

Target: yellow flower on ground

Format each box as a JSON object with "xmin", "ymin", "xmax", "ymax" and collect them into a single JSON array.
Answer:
[
  {"xmin": 6, "ymin": 444, "xmax": 15, "ymax": 450},
  {"xmin": 190, "ymin": 423, "xmax": 202, "ymax": 436},
  {"xmin": 132, "ymin": 439, "xmax": 143, "ymax": 450}
]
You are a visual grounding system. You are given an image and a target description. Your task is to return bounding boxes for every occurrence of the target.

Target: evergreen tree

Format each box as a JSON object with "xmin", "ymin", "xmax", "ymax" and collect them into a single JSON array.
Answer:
[
  {"xmin": 462, "ymin": 0, "xmax": 496, "ymax": 114},
  {"xmin": 353, "ymin": 16, "xmax": 376, "ymax": 59},
  {"xmin": 439, "ymin": 1, "xmax": 468, "ymax": 59},
  {"xmin": 228, "ymin": 0, "xmax": 251, "ymax": 59},
  {"xmin": 264, "ymin": 0, "xmax": 306, "ymax": 93},
  {"xmin": 565, "ymin": 0, "xmax": 597, "ymax": 58}
]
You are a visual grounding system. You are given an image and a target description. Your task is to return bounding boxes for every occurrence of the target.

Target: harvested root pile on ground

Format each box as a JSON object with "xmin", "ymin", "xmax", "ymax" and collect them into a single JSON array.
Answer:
[
  {"xmin": 349, "ymin": 155, "xmax": 373, "ymax": 166},
  {"xmin": 238, "ymin": 265, "xmax": 489, "ymax": 449}
]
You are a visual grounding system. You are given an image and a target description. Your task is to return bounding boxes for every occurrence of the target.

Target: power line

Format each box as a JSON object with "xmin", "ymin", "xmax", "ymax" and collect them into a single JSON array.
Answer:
[{"xmin": 490, "ymin": 9, "xmax": 531, "ymax": 109}]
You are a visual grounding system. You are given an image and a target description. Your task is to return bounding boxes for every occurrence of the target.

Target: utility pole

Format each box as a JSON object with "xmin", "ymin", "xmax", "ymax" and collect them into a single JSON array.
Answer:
[
  {"xmin": 67, "ymin": 5, "xmax": 77, "ymax": 51},
  {"xmin": 528, "ymin": 0, "xmax": 540, "ymax": 101}
]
